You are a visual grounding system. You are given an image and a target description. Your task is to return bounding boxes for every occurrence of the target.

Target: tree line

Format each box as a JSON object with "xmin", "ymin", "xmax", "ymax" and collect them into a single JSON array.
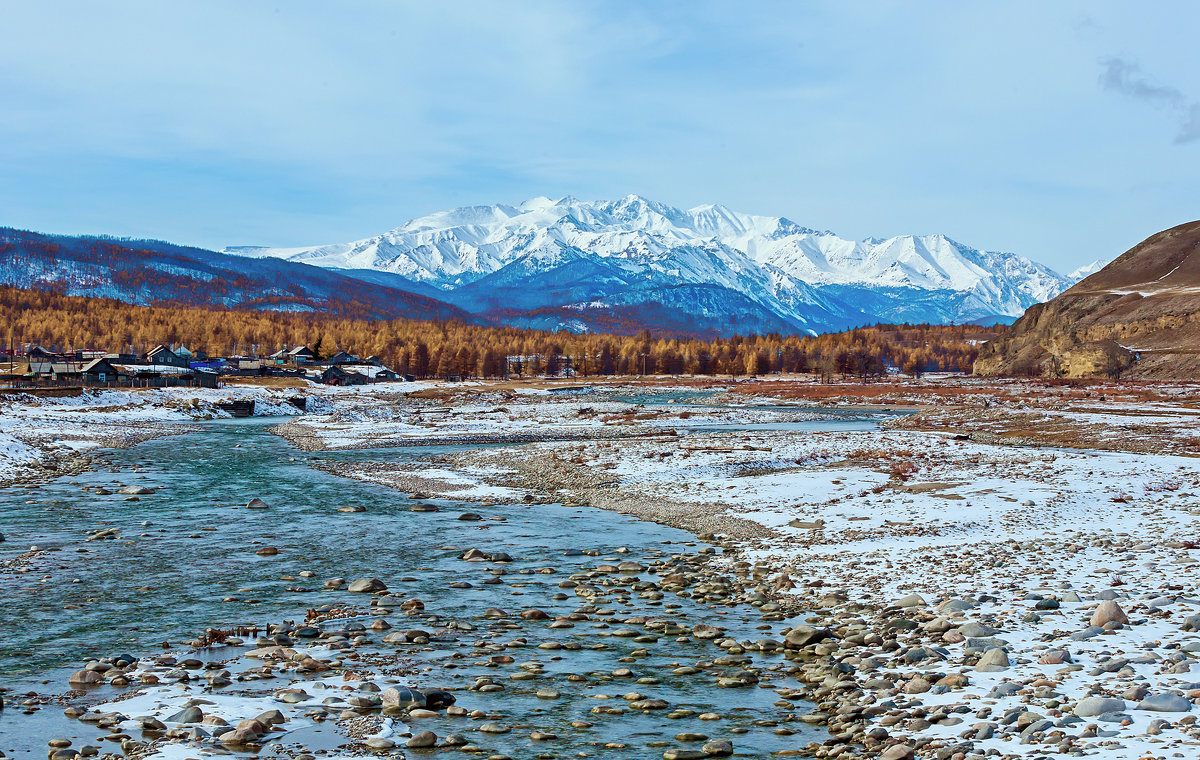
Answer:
[{"xmin": 0, "ymin": 286, "xmax": 1002, "ymax": 378}]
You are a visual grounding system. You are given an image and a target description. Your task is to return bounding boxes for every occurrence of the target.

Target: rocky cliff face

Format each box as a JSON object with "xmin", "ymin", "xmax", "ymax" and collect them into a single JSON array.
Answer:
[{"xmin": 975, "ymin": 220, "xmax": 1200, "ymax": 379}]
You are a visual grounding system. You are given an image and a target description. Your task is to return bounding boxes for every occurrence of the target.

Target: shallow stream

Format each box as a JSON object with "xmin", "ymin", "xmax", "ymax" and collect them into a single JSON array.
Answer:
[{"xmin": 0, "ymin": 405, "xmax": 893, "ymax": 757}]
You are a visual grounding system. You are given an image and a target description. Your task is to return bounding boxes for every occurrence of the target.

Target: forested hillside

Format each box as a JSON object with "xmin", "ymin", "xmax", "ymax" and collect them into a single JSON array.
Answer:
[{"xmin": 1, "ymin": 286, "xmax": 999, "ymax": 378}]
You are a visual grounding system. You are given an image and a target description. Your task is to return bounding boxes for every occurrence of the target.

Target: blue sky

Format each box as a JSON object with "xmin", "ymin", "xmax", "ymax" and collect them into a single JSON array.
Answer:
[{"xmin": 1, "ymin": 1, "xmax": 1198, "ymax": 273}]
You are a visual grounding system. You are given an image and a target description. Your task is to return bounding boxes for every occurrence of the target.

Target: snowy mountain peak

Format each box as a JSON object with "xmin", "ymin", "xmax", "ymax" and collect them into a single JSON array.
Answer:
[
  {"xmin": 226, "ymin": 196, "xmax": 1078, "ymax": 333},
  {"xmin": 1068, "ymin": 259, "xmax": 1110, "ymax": 281}
]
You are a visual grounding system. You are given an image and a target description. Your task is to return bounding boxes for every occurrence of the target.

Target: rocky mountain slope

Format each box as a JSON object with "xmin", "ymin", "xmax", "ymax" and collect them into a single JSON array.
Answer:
[
  {"xmin": 228, "ymin": 195, "xmax": 1076, "ymax": 334},
  {"xmin": 975, "ymin": 220, "xmax": 1200, "ymax": 378}
]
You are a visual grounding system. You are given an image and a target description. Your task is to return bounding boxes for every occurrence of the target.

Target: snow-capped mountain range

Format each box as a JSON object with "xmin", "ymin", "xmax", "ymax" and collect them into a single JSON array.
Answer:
[{"xmin": 227, "ymin": 195, "xmax": 1081, "ymax": 335}]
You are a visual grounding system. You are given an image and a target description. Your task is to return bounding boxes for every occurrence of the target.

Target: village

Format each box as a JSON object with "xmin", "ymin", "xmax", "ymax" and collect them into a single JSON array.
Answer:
[{"xmin": 0, "ymin": 343, "xmax": 406, "ymax": 390}]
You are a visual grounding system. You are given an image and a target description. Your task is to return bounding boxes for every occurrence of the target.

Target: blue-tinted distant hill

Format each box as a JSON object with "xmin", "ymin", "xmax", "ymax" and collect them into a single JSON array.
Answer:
[{"xmin": 0, "ymin": 227, "xmax": 472, "ymax": 323}]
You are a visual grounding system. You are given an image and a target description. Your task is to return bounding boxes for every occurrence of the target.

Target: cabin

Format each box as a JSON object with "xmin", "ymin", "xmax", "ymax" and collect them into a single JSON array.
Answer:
[
  {"xmin": 317, "ymin": 365, "xmax": 368, "ymax": 386},
  {"xmin": 327, "ymin": 351, "xmax": 360, "ymax": 366},
  {"xmin": 82, "ymin": 357, "xmax": 122, "ymax": 385},
  {"xmin": 288, "ymin": 345, "xmax": 315, "ymax": 362},
  {"xmin": 27, "ymin": 345, "xmax": 55, "ymax": 361},
  {"xmin": 145, "ymin": 345, "xmax": 190, "ymax": 368}
]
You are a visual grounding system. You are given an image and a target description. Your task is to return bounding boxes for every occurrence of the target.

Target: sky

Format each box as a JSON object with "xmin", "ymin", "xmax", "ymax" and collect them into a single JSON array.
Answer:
[{"xmin": 1, "ymin": 1, "xmax": 1198, "ymax": 273}]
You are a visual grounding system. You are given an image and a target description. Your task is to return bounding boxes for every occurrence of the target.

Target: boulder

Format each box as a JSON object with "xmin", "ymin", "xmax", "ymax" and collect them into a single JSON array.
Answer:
[
  {"xmin": 347, "ymin": 578, "xmax": 387, "ymax": 593},
  {"xmin": 381, "ymin": 686, "xmax": 426, "ymax": 709},
  {"xmin": 406, "ymin": 731, "xmax": 437, "ymax": 748},
  {"xmin": 976, "ymin": 648, "xmax": 1010, "ymax": 670},
  {"xmin": 701, "ymin": 739, "xmax": 733, "ymax": 757},
  {"xmin": 219, "ymin": 726, "xmax": 262, "ymax": 746},
  {"xmin": 67, "ymin": 670, "xmax": 104, "ymax": 686},
  {"xmin": 1075, "ymin": 696, "xmax": 1126, "ymax": 717},
  {"xmin": 1137, "ymin": 693, "xmax": 1192, "ymax": 712},
  {"xmin": 783, "ymin": 625, "xmax": 831, "ymax": 650},
  {"xmin": 1090, "ymin": 599, "xmax": 1129, "ymax": 627}
]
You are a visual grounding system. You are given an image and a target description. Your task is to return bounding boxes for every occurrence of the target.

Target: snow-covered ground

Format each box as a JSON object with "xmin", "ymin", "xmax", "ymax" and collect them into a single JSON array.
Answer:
[
  {"xmin": 406, "ymin": 388, "xmax": 1200, "ymax": 757},
  {"xmin": 0, "ymin": 381, "xmax": 440, "ymax": 484},
  {"xmin": 8, "ymin": 375, "xmax": 1200, "ymax": 757}
]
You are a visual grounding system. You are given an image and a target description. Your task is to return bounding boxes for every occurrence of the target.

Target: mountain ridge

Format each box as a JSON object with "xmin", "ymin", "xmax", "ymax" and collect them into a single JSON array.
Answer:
[
  {"xmin": 0, "ymin": 227, "xmax": 473, "ymax": 324},
  {"xmin": 227, "ymin": 194, "xmax": 1077, "ymax": 334}
]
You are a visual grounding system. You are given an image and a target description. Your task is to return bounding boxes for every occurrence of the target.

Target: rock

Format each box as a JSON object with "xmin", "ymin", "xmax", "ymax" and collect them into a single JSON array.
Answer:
[
  {"xmin": 1075, "ymin": 697, "xmax": 1126, "ymax": 717},
  {"xmin": 67, "ymin": 670, "xmax": 104, "ymax": 686},
  {"xmin": 958, "ymin": 621, "xmax": 998, "ymax": 637},
  {"xmin": 1039, "ymin": 649, "xmax": 1072, "ymax": 665},
  {"xmin": 663, "ymin": 750, "xmax": 707, "ymax": 760},
  {"xmin": 347, "ymin": 578, "xmax": 387, "ymax": 593},
  {"xmin": 1137, "ymin": 693, "xmax": 1192, "ymax": 712},
  {"xmin": 421, "ymin": 688, "xmax": 455, "ymax": 708},
  {"xmin": 118, "ymin": 486, "xmax": 155, "ymax": 495},
  {"xmin": 479, "ymin": 722, "xmax": 511, "ymax": 734},
  {"xmin": 783, "ymin": 625, "xmax": 831, "ymax": 649},
  {"xmin": 220, "ymin": 726, "xmax": 264, "ymax": 746},
  {"xmin": 701, "ymin": 739, "xmax": 733, "ymax": 756},
  {"xmin": 363, "ymin": 737, "xmax": 395, "ymax": 750},
  {"xmin": 381, "ymin": 687, "xmax": 427, "ymax": 709},
  {"xmin": 893, "ymin": 593, "xmax": 926, "ymax": 608},
  {"xmin": 879, "ymin": 746, "xmax": 915, "ymax": 760},
  {"xmin": 406, "ymin": 731, "xmax": 437, "ymax": 748},
  {"xmin": 976, "ymin": 647, "xmax": 1010, "ymax": 670},
  {"xmin": 246, "ymin": 498, "xmax": 269, "ymax": 509},
  {"xmin": 457, "ymin": 512, "xmax": 483, "ymax": 521},
  {"xmin": 1090, "ymin": 599, "xmax": 1129, "ymax": 627},
  {"xmin": 1182, "ymin": 614, "xmax": 1200, "ymax": 632}
]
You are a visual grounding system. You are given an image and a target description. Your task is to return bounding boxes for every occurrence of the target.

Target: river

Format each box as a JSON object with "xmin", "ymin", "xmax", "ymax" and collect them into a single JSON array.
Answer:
[{"xmin": 0, "ymin": 405, "xmax": 895, "ymax": 758}]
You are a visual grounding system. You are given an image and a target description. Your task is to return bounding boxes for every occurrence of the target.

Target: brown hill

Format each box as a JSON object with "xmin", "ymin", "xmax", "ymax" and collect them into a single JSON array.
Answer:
[{"xmin": 975, "ymin": 220, "xmax": 1200, "ymax": 379}]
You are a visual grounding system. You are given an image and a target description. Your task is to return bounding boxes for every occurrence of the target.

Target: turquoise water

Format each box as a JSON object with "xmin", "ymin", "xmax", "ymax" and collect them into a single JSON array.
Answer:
[{"xmin": 0, "ymin": 410, "xmax": 888, "ymax": 756}]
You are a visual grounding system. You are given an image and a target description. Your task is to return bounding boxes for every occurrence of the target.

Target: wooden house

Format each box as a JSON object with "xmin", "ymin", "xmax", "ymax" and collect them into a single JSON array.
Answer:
[
  {"xmin": 82, "ymin": 357, "xmax": 122, "ymax": 385},
  {"xmin": 288, "ymin": 345, "xmax": 315, "ymax": 362},
  {"xmin": 145, "ymin": 345, "xmax": 190, "ymax": 368}
]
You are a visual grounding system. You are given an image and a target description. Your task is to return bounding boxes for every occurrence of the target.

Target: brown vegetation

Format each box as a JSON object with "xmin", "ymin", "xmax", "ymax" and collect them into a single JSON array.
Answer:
[{"xmin": 1, "ymin": 285, "xmax": 1001, "ymax": 379}]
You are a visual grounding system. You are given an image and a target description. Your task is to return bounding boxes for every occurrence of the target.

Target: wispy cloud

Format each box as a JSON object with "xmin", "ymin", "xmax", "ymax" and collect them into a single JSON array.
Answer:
[{"xmin": 1099, "ymin": 56, "xmax": 1200, "ymax": 143}]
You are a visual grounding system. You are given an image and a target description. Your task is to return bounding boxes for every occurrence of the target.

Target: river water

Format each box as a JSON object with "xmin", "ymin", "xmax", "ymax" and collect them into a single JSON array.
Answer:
[{"xmin": 0, "ymin": 406, "xmax": 893, "ymax": 757}]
